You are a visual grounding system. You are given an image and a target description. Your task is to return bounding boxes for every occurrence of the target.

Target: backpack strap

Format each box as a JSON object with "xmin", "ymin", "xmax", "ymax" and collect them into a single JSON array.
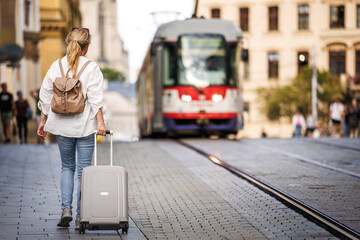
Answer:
[
  {"xmin": 75, "ymin": 61, "xmax": 91, "ymax": 79},
  {"xmin": 58, "ymin": 59, "xmax": 65, "ymax": 78}
]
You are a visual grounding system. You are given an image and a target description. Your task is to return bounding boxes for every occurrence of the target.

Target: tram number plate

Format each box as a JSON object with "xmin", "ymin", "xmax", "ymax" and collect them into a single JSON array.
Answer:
[{"xmin": 191, "ymin": 102, "xmax": 213, "ymax": 107}]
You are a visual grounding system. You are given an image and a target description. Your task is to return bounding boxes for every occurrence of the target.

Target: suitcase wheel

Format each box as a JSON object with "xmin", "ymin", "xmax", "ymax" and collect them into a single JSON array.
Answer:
[
  {"xmin": 79, "ymin": 222, "xmax": 86, "ymax": 234},
  {"xmin": 120, "ymin": 222, "xmax": 129, "ymax": 234}
]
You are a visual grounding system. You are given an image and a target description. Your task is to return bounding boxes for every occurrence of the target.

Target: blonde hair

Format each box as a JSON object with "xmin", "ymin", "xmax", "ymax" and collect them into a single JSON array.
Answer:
[{"xmin": 65, "ymin": 28, "xmax": 91, "ymax": 76}]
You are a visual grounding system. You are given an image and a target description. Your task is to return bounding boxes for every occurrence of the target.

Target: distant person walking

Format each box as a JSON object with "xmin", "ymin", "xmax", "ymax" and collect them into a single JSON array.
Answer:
[
  {"xmin": 329, "ymin": 98, "xmax": 344, "ymax": 137},
  {"xmin": 37, "ymin": 27, "xmax": 106, "ymax": 230},
  {"xmin": 0, "ymin": 83, "xmax": 15, "ymax": 143},
  {"xmin": 292, "ymin": 110, "xmax": 306, "ymax": 137},
  {"xmin": 347, "ymin": 98, "xmax": 359, "ymax": 138},
  {"xmin": 15, "ymin": 91, "xmax": 30, "ymax": 144},
  {"xmin": 30, "ymin": 88, "xmax": 42, "ymax": 143},
  {"xmin": 306, "ymin": 112, "xmax": 316, "ymax": 138}
]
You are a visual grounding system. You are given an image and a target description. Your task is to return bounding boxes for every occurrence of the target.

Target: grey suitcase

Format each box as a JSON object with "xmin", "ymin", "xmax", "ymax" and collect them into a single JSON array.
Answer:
[{"xmin": 79, "ymin": 130, "xmax": 129, "ymax": 234}]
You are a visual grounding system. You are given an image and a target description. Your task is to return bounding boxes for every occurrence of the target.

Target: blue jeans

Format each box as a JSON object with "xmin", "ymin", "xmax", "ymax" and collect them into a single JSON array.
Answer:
[
  {"xmin": 294, "ymin": 125, "xmax": 302, "ymax": 137},
  {"xmin": 56, "ymin": 134, "xmax": 94, "ymax": 216}
]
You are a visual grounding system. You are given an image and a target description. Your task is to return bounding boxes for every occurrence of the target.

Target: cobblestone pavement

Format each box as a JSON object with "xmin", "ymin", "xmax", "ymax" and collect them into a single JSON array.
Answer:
[
  {"xmin": 100, "ymin": 139, "xmax": 337, "ymax": 239},
  {"xmin": 0, "ymin": 140, "xmax": 340, "ymax": 240},
  {"xmin": 182, "ymin": 138, "xmax": 360, "ymax": 232},
  {"xmin": 0, "ymin": 144, "xmax": 145, "ymax": 240}
]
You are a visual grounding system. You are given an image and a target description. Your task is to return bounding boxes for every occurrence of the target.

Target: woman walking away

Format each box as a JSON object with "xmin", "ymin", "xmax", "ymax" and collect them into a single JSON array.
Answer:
[
  {"xmin": 348, "ymin": 98, "xmax": 359, "ymax": 138},
  {"xmin": 15, "ymin": 91, "xmax": 30, "ymax": 143},
  {"xmin": 292, "ymin": 110, "xmax": 306, "ymax": 137},
  {"xmin": 37, "ymin": 27, "xmax": 106, "ymax": 230}
]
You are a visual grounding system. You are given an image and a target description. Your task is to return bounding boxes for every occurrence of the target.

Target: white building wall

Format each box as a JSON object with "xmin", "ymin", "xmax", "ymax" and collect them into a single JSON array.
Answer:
[
  {"xmin": 80, "ymin": 0, "xmax": 129, "ymax": 82},
  {"xmin": 198, "ymin": 0, "xmax": 360, "ymax": 138}
]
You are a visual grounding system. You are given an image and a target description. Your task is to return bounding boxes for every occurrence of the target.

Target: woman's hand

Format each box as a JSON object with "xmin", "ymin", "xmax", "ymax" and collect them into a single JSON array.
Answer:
[
  {"xmin": 97, "ymin": 121, "xmax": 106, "ymax": 136},
  {"xmin": 37, "ymin": 112, "xmax": 48, "ymax": 139},
  {"xmin": 95, "ymin": 108, "xmax": 106, "ymax": 136}
]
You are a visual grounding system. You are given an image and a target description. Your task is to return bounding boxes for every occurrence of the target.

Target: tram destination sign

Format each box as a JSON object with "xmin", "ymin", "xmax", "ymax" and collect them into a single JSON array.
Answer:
[{"xmin": 182, "ymin": 36, "xmax": 224, "ymax": 49}]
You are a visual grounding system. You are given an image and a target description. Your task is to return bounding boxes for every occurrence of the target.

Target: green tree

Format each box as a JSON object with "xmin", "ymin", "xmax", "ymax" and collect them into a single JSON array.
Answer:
[
  {"xmin": 257, "ymin": 67, "xmax": 344, "ymax": 121},
  {"xmin": 101, "ymin": 67, "xmax": 125, "ymax": 81}
]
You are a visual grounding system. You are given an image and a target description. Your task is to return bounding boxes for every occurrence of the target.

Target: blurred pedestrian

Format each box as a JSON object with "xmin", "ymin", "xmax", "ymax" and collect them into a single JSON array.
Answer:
[
  {"xmin": 0, "ymin": 83, "xmax": 15, "ymax": 143},
  {"xmin": 329, "ymin": 98, "xmax": 344, "ymax": 138},
  {"xmin": 15, "ymin": 91, "xmax": 30, "ymax": 144},
  {"xmin": 30, "ymin": 88, "xmax": 42, "ymax": 143},
  {"xmin": 261, "ymin": 128, "xmax": 267, "ymax": 138},
  {"xmin": 292, "ymin": 110, "xmax": 306, "ymax": 137},
  {"xmin": 342, "ymin": 105, "xmax": 349, "ymax": 137},
  {"xmin": 348, "ymin": 98, "xmax": 359, "ymax": 138},
  {"xmin": 37, "ymin": 27, "xmax": 106, "ymax": 230},
  {"xmin": 306, "ymin": 112, "xmax": 316, "ymax": 138}
]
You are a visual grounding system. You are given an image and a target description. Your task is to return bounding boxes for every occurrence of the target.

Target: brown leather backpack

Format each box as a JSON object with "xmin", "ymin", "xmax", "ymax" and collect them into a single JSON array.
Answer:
[{"xmin": 51, "ymin": 59, "xmax": 91, "ymax": 115}]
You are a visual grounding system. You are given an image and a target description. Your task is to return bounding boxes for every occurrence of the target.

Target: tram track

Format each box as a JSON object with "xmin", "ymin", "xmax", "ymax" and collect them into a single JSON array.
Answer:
[
  {"xmin": 253, "ymin": 143, "xmax": 360, "ymax": 179},
  {"xmin": 177, "ymin": 139, "xmax": 360, "ymax": 240},
  {"xmin": 304, "ymin": 138, "xmax": 360, "ymax": 152}
]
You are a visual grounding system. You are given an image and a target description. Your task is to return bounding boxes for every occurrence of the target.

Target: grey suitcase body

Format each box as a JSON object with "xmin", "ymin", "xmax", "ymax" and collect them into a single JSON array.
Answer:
[{"xmin": 79, "ymin": 131, "xmax": 129, "ymax": 234}]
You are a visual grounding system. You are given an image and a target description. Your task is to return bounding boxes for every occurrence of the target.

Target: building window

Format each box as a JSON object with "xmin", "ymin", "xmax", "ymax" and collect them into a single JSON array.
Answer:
[
  {"xmin": 268, "ymin": 52, "xmax": 279, "ymax": 78},
  {"xmin": 25, "ymin": 0, "xmax": 31, "ymax": 26},
  {"xmin": 243, "ymin": 49, "xmax": 250, "ymax": 80},
  {"xmin": 330, "ymin": 5, "xmax": 345, "ymax": 28},
  {"xmin": 356, "ymin": 50, "xmax": 360, "ymax": 76},
  {"xmin": 269, "ymin": 6, "xmax": 278, "ymax": 31},
  {"xmin": 357, "ymin": 5, "xmax": 360, "ymax": 28},
  {"xmin": 329, "ymin": 51, "xmax": 345, "ymax": 76},
  {"xmin": 211, "ymin": 8, "xmax": 220, "ymax": 18},
  {"xmin": 240, "ymin": 8, "xmax": 249, "ymax": 31},
  {"xmin": 298, "ymin": 52, "xmax": 309, "ymax": 73},
  {"xmin": 298, "ymin": 4, "xmax": 309, "ymax": 30}
]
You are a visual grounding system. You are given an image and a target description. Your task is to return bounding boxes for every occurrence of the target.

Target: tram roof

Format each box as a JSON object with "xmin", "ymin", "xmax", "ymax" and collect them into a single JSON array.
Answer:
[{"xmin": 154, "ymin": 18, "xmax": 242, "ymax": 42}]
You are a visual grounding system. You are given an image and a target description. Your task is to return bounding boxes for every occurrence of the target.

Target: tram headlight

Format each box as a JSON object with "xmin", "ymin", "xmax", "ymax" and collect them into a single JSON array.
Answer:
[
  {"xmin": 212, "ymin": 94, "xmax": 223, "ymax": 102},
  {"xmin": 181, "ymin": 94, "xmax": 192, "ymax": 102}
]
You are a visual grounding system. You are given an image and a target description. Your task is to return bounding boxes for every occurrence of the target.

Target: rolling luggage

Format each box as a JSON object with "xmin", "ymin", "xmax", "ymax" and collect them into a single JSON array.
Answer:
[{"xmin": 79, "ymin": 130, "xmax": 129, "ymax": 234}]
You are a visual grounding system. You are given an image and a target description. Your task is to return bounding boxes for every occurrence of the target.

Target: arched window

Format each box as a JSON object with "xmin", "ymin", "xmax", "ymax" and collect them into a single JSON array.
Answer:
[{"xmin": 328, "ymin": 43, "xmax": 346, "ymax": 76}]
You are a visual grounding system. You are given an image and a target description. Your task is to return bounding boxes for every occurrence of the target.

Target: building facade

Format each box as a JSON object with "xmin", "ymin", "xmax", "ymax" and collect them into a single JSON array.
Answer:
[
  {"xmin": 80, "ymin": 0, "xmax": 129, "ymax": 82},
  {"xmin": 198, "ymin": 0, "xmax": 360, "ymax": 138},
  {"xmin": 0, "ymin": 0, "xmax": 41, "ymax": 104},
  {"xmin": 39, "ymin": 0, "xmax": 82, "ymax": 80}
]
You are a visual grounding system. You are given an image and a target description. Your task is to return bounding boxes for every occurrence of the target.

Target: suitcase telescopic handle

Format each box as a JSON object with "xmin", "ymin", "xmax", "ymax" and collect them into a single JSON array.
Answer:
[{"xmin": 94, "ymin": 130, "xmax": 113, "ymax": 166}]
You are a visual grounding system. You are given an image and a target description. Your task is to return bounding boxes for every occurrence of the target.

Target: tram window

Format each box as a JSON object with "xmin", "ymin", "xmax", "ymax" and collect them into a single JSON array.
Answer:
[
  {"xmin": 163, "ymin": 44, "xmax": 177, "ymax": 86},
  {"xmin": 177, "ymin": 34, "xmax": 227, "ymax": 87},
  {"xmin": 228, "ymin": 44, "xmax": 239, "ymax": 86}
]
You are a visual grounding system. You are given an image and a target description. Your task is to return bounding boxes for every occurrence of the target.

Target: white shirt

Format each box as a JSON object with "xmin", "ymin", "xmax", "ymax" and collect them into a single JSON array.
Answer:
[
  {"xmin": 292, "ymin": 113, "xmax": 306, "ymax": 130},
  {"xmin": 330, "ymin": 102, "xmax": 344, "ymax": 121},
  {"xmin": 38, "ymin": 56, "xmax": 104, "ymax": 138},
  {"xmin": 306, "ymin": 115, "xmax": 315, "ymax": 128}
]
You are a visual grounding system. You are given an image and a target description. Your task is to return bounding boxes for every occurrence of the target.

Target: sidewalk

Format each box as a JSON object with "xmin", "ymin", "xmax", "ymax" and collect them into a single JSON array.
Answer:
[{"xmin": 0, "ymin": 144, "xmax": 145, "ymax": 240}]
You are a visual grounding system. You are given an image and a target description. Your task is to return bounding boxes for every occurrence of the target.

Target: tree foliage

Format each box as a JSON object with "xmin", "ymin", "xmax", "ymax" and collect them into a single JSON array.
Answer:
[
  {"xmin": 101, "ymin": 67, "xmax": 125, "ymax": 81},
  {"xmin": 256, "ymin": 67, "xmax": 344, "ymax": 121}
]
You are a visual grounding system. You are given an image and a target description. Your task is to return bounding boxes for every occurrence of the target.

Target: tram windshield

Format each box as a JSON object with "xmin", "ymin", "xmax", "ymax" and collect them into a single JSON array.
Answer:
[{"xmin": 178, "ymin": 35, "xmax": 227, "ymax": 87}]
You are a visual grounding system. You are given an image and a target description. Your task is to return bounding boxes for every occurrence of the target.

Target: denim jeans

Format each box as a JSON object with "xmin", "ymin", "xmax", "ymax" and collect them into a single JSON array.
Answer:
[
  {"xmin": 56, "ymin": 133, "xmax": 94, "ymax": 216},
  {"xmin": 294, "ymin": 125, "xmax": 302, "ymax": 137}
]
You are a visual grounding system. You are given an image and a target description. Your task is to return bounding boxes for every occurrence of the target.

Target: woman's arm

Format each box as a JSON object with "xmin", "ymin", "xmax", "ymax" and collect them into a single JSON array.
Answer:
[
  {"xmin": 37, "ymin": 111, "xmax": 48, "ymax": 139},
  {"xmin": 95, "ymin": 108, "xmax": 106, "ymax": 136}
]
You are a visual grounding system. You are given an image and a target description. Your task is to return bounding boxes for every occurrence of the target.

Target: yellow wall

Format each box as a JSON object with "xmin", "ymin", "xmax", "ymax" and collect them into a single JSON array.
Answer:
[{"xmin": 39, "ymin": 0, "xmax": 81, "ymax": 79}]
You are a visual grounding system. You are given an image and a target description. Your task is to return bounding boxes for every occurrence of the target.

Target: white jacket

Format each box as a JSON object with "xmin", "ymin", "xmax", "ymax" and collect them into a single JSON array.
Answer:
[
  {"xmin": 292, "ymin": 113, "xmax": 306, "ymax": 130},
  {"xmin": 38, "ymin": 56, "xmax": 104, "ymax": 138}
]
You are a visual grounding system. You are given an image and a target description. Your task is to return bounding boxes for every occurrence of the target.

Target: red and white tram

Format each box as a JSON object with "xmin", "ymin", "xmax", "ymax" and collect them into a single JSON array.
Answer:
[{"xmin": 137, "ymin": 18, "xmax": 244, "ymax": 137}]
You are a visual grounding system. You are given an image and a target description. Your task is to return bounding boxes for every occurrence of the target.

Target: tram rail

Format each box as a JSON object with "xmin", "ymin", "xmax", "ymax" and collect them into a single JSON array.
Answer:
[
  {"xmin": 177, "ymin": 139, "xmax": 360, "ymax": 240},
  {"xmin": 304, "ymin": 138, "xmax": 360, "ymax": 152}
]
